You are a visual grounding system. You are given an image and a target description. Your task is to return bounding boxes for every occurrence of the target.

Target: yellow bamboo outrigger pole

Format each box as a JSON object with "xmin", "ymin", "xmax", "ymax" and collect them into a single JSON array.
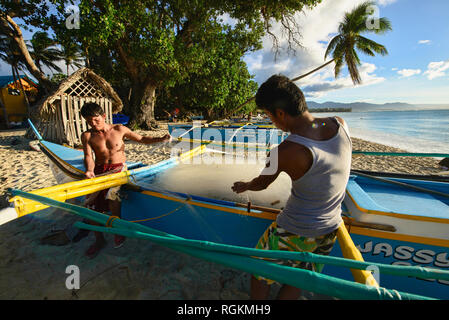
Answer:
[{"xmin": 1, "ymin": 144, "xmax": 206, "ymax": 225}]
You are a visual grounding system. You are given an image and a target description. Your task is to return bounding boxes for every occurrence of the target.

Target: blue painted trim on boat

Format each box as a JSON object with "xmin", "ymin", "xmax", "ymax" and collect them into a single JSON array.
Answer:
[
  {"xmin": 347, "ymin": 177, "xmax": 393, "ymax": 213},
  {"xmin": 327, "ymin": 232, "xmax": 449, "ymax": 299},
  {"xmin": 27, "ymin": 119, "xmax": 43, "ymax": 141},
  {"xmin": 348, "ymin": 175, "xmax": 449, "ymax": 219}
]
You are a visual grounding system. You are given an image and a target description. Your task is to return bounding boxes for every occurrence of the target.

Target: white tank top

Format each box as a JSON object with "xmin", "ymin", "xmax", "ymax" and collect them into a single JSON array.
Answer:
[{"xmin": 275, "ymin": 117, "xmax": 352, "ymax": 237}]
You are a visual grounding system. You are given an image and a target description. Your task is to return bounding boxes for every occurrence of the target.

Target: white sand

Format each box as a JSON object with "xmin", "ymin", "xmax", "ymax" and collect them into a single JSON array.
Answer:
[{"xmin": 0, "ymin": 125, "xmax": 445, "ymax": 300}]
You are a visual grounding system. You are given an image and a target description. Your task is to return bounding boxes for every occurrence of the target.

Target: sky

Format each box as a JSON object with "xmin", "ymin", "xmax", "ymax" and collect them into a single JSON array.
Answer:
[
  {"xmin": 1, "ymin": 0, "xmax": 448, "ymax": 105},
  {"xmin": 242, "ymin": 0, "xmax": 449, "ymax": 105}
]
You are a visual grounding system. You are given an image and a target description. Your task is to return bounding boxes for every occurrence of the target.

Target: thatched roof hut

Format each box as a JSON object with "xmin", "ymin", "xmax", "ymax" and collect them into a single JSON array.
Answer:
[{"xmin": 33, "ymin": 68, "xmax": 123, "ymax": 146}]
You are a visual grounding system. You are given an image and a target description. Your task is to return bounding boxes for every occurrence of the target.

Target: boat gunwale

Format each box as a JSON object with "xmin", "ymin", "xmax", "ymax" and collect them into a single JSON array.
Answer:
[
  {"xmin": 345, "ymin": 223, "xmax": 449, "ymax": 248},
  {"xmin": 138, "ymin": 189, "xmax": 278, "ymax": 221},
  {"xmin": 345, "ymin": 181, "xmax": 449, "ymax": 224}
]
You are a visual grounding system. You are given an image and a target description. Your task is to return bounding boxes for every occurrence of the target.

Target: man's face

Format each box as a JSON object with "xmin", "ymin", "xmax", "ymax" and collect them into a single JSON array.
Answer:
[
  {"xmin": 85, "ymin": 114, "xmax": 106, "ymax": 131},
  {"xmin": 264, "ymin": 109, "xmax": 287, "ymax": 132}
]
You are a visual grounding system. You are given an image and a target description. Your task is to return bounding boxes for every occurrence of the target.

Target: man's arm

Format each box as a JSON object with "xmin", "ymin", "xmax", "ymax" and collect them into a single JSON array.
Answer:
[
  {"xmin": 232, "ymin": 148, "xmax": 283, "ymax": 194},
  {"xmin": 81, "ymin": 132, "xmax": 95, "ymax": 178},
  {"xmin": 231, "ymin": 142, "xmax": 312, "ymax": 194},
  {"xmin": 123, "ymin": 126, "xmax": 171, "ymax": 144},
  {"xmin": 232, "ymin": 173, "xmax": 280, "ymax": 193}
]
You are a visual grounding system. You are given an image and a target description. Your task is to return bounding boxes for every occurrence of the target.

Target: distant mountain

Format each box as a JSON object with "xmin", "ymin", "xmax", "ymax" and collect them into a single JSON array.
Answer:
[{"xmin": 306, "ymin": 101, "xmax": 421, "ymax": 112}]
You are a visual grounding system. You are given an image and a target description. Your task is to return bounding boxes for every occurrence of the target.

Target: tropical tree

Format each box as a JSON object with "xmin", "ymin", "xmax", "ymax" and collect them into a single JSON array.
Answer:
[
  {"xmin": 0, "ymin": 34, "xmax": 31, "ymax": 114},
  {"xmin": 59, "ymin": 41, "xmax": 84, "ymax": 76},
  {"xmin": 155, "ymin": 21, "xmax": 259, "ymax": 121},
  {"xmin": 49, "ymin": 0, "xmax": 322, "ymax": 129},
  {"xmin": 0, "ymin": 0, "xmax": 54, "ymax": 93},
  {"xmin": 29, "ymin": 31, "xmax": 63, "ymax": 74},
  {"xmin": 235, "ymin": 1, "xmax": 392, "ymax": 113},
  {"xmin": 292, "ymin": 1, "xmax": 392, "ymax": 84},
  {"xmin": 0, "ymin": 34, "xmax": 23, "ymax": 71},
  {"xmin": 0, "ymin": 34, "xmax": 27, "ymax": 86}
]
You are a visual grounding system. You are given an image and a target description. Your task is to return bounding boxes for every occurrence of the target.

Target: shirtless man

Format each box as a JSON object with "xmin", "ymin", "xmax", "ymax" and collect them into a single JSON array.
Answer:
[
  {"xmin": 232, "ymin": 75, "xmax": 352, "ymax": 299},
  {"xmin": 80, "ymin": 102, "xmax": 170, "ymax": 258}
]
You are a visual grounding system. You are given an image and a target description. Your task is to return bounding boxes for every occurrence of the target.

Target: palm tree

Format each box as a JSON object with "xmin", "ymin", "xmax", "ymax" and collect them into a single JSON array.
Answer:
[
  {"xmin": 59, "ymin": 42, "xmax": 84, "ymax": 76},
  {"xmin": 0, "ymin": 34, "xmax": 26, "ymax": 72},
  {"xmin": 292, "ymin": 1, "xmax": 392, "ymax": 84},
  {"xmin": 29, "ymin": 31, "xmax": 63, "ymax": 74},
  {"xmin": 234, "ymin": 1, "xmax": 391, "ymax": 113},
  {"xmin": 0, "ymin": 34, "xmax": 31, "ymax": 116}
]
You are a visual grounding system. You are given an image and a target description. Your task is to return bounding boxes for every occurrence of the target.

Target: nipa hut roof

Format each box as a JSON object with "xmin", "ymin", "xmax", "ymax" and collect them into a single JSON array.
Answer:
[{"xmin": 36, "ymin": 67, "xmax": 123, "ymax": 118}]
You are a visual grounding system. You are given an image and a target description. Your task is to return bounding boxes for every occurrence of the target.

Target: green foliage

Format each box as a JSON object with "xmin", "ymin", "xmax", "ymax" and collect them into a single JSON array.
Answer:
[
  {"xmin": 156, "ymin": 18, "xmax": 261, "ymax": 120},
  {"xmin": 29, "ymin": 31, "xmax": 63, "ymax": 73},
  {"xmin": 324, "ymin": 1, "xmax": 392, "ymax": 85},
  {"xmin": 49, "ymin": 72, "xmax": 67, "ymax": 85},
  {"xmin": 45, "ymin": 0, "xmax": 322, "ymax": 124},
  {"xmin": 0, "ymin": 0, "xmax": 51, "ymax": 32}
]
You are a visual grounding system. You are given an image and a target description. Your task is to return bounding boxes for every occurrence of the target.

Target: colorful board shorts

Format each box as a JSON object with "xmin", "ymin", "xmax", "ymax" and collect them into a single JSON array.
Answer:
[
  {"xmin": 254, "ymin": 221, "xmax": 338, "ymax": 285},
  {"xmin": 84, "ymin": 163, "xmax": 127, "ymax": 213}
]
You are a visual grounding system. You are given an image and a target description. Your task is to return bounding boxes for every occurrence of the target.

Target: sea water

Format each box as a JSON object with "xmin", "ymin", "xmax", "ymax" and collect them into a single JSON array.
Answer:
[
  {"xmin": 147, "ymin": 151, "xmax": 292, "ymax": 209},
  {"xmin": 312, "ymin": 109, "xmax": 449, "ymax": 154}
]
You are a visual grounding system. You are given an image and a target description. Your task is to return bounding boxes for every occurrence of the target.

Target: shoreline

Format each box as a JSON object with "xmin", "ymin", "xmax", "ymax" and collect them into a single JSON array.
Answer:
[{"xmin": 0, "ymin": 126, "xmax": 446, "ymax": 299}]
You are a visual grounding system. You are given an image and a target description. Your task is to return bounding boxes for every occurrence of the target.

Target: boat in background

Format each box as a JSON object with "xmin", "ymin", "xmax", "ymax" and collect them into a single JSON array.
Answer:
[{"xmin": 168, "ymin": 123, "xmax": 287, "ymax": 146}]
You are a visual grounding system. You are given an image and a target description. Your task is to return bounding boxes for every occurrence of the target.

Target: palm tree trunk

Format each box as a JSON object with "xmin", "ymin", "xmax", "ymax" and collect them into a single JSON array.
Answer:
[
  {"xmin": 1, "ymin": 14, "xmax": 53, "ymax": 93},
  {"xmin": 14, "ymin": 66, "xmax": 31, "ymax": 118},
  {"xmin": 11, "ymin": 65, "xmax": 17, "ymax": 84},
  {"xmin": 290, "ymin": 59, "xmax": 335, "ymax": 82},
  {"xmin": 0, "ymin": 96, "xmax": 9, "ymax": 128}
]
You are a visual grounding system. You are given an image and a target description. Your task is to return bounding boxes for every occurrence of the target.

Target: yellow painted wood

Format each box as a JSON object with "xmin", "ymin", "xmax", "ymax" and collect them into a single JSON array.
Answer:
[{"xmin": 337, "ymin": 223, "xmax": 379, "ymax": 287}]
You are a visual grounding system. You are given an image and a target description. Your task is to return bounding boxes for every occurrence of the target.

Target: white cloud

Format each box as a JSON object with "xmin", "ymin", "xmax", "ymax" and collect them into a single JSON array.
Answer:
[
  {"xmin": 377, "ymin": 0, "xmax": 398, "ymax": 6},
  {"xmin": 418, "ymin": 40, "xmax": 431, "ymax": 45},
  {"xmin": 244, "ymin": 0, "xmax": 391, "ymax": 99},
  {"xmin": 397, "ymin": 68, "xmax": 421, "ymax": 77},
  {"xmin": 391, "ymin": 67, "xmax": 398, "ymax": 71},
  {"xmin": 424, "ymin": 60, "xmax": 449, "ymax": 80},
  {"xmin": 302, "ymin": 62, "xmax": 385, "ymax": 98}
]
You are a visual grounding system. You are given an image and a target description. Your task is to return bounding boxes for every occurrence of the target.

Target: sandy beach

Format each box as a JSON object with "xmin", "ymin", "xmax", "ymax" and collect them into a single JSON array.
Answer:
[{"xmin": 0, "ymin": 124, "xmax": 445, "ymax": 300}]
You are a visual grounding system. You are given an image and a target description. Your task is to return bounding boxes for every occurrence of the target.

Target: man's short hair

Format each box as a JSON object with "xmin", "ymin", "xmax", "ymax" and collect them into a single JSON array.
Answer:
[
  {"xmin": 255, "ymin": 74, "xmax": 308, "ymax": 117},
  {"xmin": 80, "ymin": 102, "xmax": 105, "ymax": 118}
]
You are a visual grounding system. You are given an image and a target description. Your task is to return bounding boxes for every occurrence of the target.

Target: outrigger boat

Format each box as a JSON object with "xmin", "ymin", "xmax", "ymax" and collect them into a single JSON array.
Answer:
[
  {"xmin": 168, "ymin": 123, "xmax": 287, "ymax": 146},
  {"xmin": 1, "ymin": 120, "xmax": 449, "ymax": 300}
]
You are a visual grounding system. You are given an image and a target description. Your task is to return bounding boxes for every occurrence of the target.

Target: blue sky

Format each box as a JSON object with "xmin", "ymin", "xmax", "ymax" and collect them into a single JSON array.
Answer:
[
  {"xmin": 243, "ymin": 0, "xmax": 449, "ymax": 105},
  {"xmin": 2, "ymin": 0, "xmax": 448, "ymax": 105}
]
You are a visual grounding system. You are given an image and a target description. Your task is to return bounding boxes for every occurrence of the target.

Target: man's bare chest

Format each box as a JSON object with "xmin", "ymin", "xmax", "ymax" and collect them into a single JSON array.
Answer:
[{"xmin": 89, "ymin": 131, "xmax": 124, "ymax": 152}]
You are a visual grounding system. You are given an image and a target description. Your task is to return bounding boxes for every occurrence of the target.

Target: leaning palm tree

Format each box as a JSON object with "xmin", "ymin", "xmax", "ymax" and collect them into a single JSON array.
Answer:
[
  {"xmin": 234, "ymin": 1, "xmax": 392, "ymax": 113},
  {"xmin": 292, "ymin": 1, "xmax": 392, "ymax": 84},
  {"xmin": 29, "ymin": 31, "xmax": 63, "ymax": 74}
]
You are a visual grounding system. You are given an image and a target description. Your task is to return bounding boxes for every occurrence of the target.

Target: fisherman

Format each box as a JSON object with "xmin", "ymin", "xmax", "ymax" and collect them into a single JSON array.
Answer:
[
  {"xmin": 232, "ymin": 75, "xmax": 352, "ymax": 299},
  {"xmin": 79, "ymin": 102, "xmax": 171, "ymax": 258}
]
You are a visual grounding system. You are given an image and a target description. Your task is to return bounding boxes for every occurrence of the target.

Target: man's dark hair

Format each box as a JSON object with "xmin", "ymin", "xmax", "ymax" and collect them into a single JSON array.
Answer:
[
  {"xmin": 255, "ymin": 74, "xmax": 308, "ymax": 117},
  {"xmin": 80, "ymin": 102, "xmax": 105, "ymax": 118}
]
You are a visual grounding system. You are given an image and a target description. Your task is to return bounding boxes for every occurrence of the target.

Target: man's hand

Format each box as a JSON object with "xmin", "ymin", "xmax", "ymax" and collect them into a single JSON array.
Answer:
[
  {"xmin": 232, "ymin": 181, "xmax": 249, "ymax": 194},
  {"xmin": 85, "ymin": 171, "xmax": 95, "ymax": 179},
  {"xmin": 160, "ymin": 134, "xmax": 171, "ymax": 143}
]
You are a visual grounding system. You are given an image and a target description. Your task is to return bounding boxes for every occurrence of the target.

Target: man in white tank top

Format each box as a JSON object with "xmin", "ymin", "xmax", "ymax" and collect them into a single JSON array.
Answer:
[{"xmin": 232, "ymin": 75, "xmax": 352, "ymax": 300}]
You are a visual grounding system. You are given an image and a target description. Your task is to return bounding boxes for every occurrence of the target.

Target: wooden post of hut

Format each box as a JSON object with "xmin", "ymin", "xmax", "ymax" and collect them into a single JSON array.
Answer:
[{"xmin": 34, "ymin": 68, "xmax": 123, "ymax": 146}]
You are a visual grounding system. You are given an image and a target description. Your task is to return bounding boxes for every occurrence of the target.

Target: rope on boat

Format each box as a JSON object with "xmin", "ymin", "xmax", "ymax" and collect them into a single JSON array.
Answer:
[
  {"xmin": 8, "ymin": 189, "xmax": 449, "ymax": 300},
  {"xmin": 129, "ymin": 196, "xmax": 192, "ymax": 223}
]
